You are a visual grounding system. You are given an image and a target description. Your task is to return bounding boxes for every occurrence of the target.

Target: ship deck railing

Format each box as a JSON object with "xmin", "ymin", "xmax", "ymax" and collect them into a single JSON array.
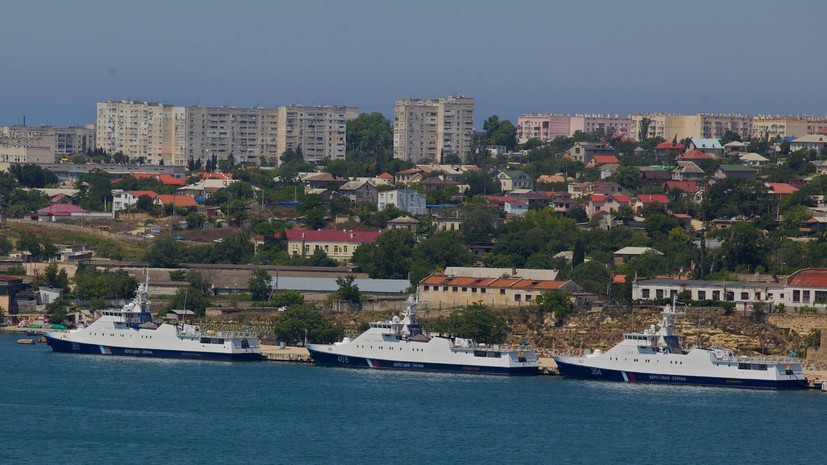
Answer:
[{"xmin": 712, "ymin": 353, "xmax": 801, "ymax": 365}]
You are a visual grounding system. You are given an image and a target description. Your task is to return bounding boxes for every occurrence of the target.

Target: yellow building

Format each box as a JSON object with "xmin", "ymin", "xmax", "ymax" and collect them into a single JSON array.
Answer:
[
  {"xmin": 284, "ymin": 229, "xmax": 381, "ymax": 263},
  {"xmin": 751, "ymin": 116, "xmax": 827, "ymax": 139},
  {"xmin": 418, "ymin": 273, "xmax": 584, "ymax": 309}
]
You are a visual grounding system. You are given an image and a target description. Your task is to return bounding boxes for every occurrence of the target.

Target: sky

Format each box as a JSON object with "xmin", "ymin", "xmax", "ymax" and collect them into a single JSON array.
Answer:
[{"xmin": 1, "ymin": 0, "xmax": 825, "ymax": 127}]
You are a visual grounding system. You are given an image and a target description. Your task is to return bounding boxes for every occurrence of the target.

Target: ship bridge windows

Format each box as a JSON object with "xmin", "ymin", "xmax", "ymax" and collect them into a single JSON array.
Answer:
[
  {"xmin": 738, "ymin": 363, "xmax": 768, "ymax": 371},
  {"xmin": 199, "ymin": 337, "xmax": 225, "ymax": 344}
]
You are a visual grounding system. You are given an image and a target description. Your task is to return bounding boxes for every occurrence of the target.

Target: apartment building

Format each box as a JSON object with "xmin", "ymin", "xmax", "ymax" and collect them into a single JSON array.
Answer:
[
  {"xmin": 96, "ymin": 101, "xmax": 187, "ymax": 165},
  {"xmin": 1, "ymin": 124, "xmax": 95, "ymax": 156},
  {"xmin": 284, "ymin": 229, "xmax": 380, "ymax": 263},
  {"xmin": 751, "ymin": 116, "xmax": 827, "ymax": 139},
  {"xmin": 516, "ymin": 114, "xmax": 631, "ymax": 143},
  {"xmin": 394, "ymin": 97, "xmax": 474, "ymax": 163},
  {"xmin": 275, "ymin": 105, "xmax": 358, "ymax": 165},
  {"xmin": 187, "ymin": 106, "xmax": 279, "ymax": 166},
  {"xmin": 98, "ymin": 101, "xmax": 357, "ymax": 167},
  {"xmin": 631, "ymin": 114, "xmax": 751, "ymax": 141}
]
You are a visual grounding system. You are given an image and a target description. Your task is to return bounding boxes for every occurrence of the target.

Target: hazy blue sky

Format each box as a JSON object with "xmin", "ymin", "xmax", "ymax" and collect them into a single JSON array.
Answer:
[{"xmin": 1, "ymin": 0, "xmax": 825, "ymax": 127}]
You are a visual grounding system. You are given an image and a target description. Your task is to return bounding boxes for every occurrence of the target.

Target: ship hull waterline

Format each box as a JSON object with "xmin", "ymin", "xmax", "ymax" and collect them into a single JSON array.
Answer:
[
  {"xmin": 555, "ymin": 359, "xmax": 808, "ymax": 390},
  {"xmin": 45, "ymin": 335, "xmax": 263, "ymax": 362},
  {"xmin": 309, "ymin": 347, "xmax": 539, "ymax": 376}
]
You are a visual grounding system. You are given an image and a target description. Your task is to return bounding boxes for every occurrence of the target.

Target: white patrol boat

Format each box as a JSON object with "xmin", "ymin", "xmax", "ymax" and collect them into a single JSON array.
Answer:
[
  {"xmin": 44, "ymin": 279, "xmax": 261, "ymax": 362},
  {"xmin": 553, "ymin": 298, "xmax": 807, "ymax": 389},
  {"xmin": 307, "ymin": 295, "xmax": 539, "ymax": 375}
]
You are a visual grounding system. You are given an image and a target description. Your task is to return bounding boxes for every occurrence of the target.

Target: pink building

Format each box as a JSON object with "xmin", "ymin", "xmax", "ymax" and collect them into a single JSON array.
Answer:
[
  {"xmin": 517, "ymin": 114, "xmax": 571, "ymax": 143},
  {"xmin": 517, "ymin": 113, "xmax": 631, "ymax": 143}
]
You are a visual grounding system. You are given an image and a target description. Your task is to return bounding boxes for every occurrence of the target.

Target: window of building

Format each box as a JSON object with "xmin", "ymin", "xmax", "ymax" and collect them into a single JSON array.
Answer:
[
  {"xmin": 803, "ymin": 290, "xmax": 811, "ymax": 302},
  {"xmin": 452, "ymin": 287, "xmax": 458, "ymax": 292},
  {"xmin": 816, "ymin": 291, "xmax": 827, "ymax": 304},
  {"xmin": 526, "ymin": 295, "xmax": 532, "ymax": 302},
  {"xmin": 442, "ymin": 286, "xmax": 448, "ymax": 291},
  {"xmin": 462, "ymin": 287, "xmax": 467, "ymax": 292},
  {"xmin": 641, "ymin": 289, "xmax": 650, "ymax": 299},
  {"xmin": 500, "ymin": 289, "xmax": 505, "ymax": 295},
  {"xmin": 740, "ymin": 292, "xmax": 749, "ymax": 300},
  {"xmin": 471, "ymin": 288, "xmax": 477, "ymax": 293},
  {"xmin": 655, "ymin": 289, "xmax": 664, "ymax": 299},
  {"xmin": 515, "ymin": 295, "xmax": 521, "ymax": 302},
  {"xmin": 481, "ymin": 288, "xmax": 486, "ymax": 294},
  {"xmin": 793, "ymin": 290, "xmax": 800, "ymax": 303},
  {"xmin": 697, "ymin": 290, "xmax": 706, "ymax": 300},
  {"xmin": 712, "ymin": 290, "xmax": 720, "ymax": 300},
  {"xmin": 423, "ymin": 286, "xmax": 429, "ymax": 291}
]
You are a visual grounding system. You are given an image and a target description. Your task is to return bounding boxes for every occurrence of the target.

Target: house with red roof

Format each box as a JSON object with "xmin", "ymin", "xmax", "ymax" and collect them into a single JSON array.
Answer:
[
  {"xmin": 35, "ymin": 204, "xmax": 87, "ymax": 222},
  {"xmin": 157, "ymin": 194, "xmax": 199, "ymax": 208},
  {"xmin": 654, "ymin": 142, "xmax": 684, "ymax": 157},
  {"xmin": 765, "ymin": 183, "xmax": 799, "ymax": 195},
  {"xmin": 585, "ymin": 154, "xmax": 620, "ymax": 167},
  {"xmin": 503, "ymin": 200, "xmax": 528, "ymax": 216},
  {"xmin": 780, "ymin": 269, "xmax": 827, "ymax": 309},
  {"xmin": 282, "ymin": 229, "xmax": 381, "ymax": 263},
  {"xmin": 677, "ymin": 149, "xmax": 713, "ymax": 161},
  {"xmin": 586, "ymin": 193, "xmax": 630, "ymax": 217},
  {"xmin": 633, "ymin": 194, "xmax": 669, "ymax": 214}
]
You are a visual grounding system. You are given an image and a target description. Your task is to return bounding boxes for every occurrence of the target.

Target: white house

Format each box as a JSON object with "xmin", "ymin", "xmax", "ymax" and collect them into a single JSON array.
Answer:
[
  {"xmin": 504, "ymin": 200, "xmax": 528, "ymax": 215},
  {"xmin": 377, "ymin": 189, "xmax": 427, "ymax": 216}
]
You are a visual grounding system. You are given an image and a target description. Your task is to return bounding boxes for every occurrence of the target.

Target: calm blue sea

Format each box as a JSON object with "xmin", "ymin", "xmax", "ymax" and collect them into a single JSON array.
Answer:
[{"xmin": 1, "ymin": 333, "xmax": 824, "ymax": 465}]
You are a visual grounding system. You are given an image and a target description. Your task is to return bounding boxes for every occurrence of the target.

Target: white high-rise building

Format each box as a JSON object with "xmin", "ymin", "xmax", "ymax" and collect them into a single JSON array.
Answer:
[
  {"xmin": 186, "ymin": 106, "xmax": 279, "ymax": 166},
  {"xmin": 275, "ymin": 105, "xmax": 359, "ymax": 165},
  {"xmin": 96, "ymin": 101, "xmax": 187, "ymax": 165},
  {"xmin": 394, "ymin": 97, "xmax": 474, "ymax": 163}
]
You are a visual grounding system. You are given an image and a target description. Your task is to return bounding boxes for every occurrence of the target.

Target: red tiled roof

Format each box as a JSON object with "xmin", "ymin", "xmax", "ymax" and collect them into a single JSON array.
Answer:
[
  {"xmin": 126, "ymin": 190, "xmax": 160, "ymax": 198},
  {"xmin": 377, "ymin": 172, "xmax": 394, "ymax": 179},
  {"xmin": 678, "ymin": 149, "xmax": 712, "ymax": 160},
  {"xmin": 592, "ymin": 155, "xmax": 620, "ymax": 164},
  {"xmin": 665, "ymin": 181, "xmax": 699, "ymax": 193},
  {"xmin": 638, "ymin": 194, "xmax": 669, "ymax": 203},
  {"xmin": 655, "ymin": 142, "xmax": 685, "ymax": 150},
  {"xmin": 766, "ymin": 183, "xmax": 798, "ymax": 195},
  {"xmin": 36, "ymin": 204, "xmax": 87, "ymax": 216},
  {"xmin": 787, "ymin": 269, "xmax": 827, "ymax": 287},
  {"xmin": 158, "ymin": 174, "xmax": 186, "ymax": 186},
  {"xmin": 157, "ymin": 195, "xmax": 199, "ymax": 207},
  {"xmin": 282, "ymin": 229, "xmax": 381, "ymax": 243},
  {"xmin": 200, "ymin": 172, "xmax": 233, "ymax": 180}
]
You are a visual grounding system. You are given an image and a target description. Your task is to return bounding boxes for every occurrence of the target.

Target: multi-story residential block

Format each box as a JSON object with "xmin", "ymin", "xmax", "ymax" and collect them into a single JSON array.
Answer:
[
  {"xmin": 186, "ymin": 106, "xmax": 279, "ymax": 166},
  {"xmin": 377, "ymin": 189, "xmax": 427, "ymax": 216},
  {"xmin": 751, "ymin": 115, "xmax": 827, "ymax": 139},
  {"xmin": 0, "ymin": 145, "xmax": 53, "ymax": 169},
  {"xmin": 54, "ymin": 125, "xmax": 96, "ymax": 155},
  {"xmin": 393, "ymin": 97, "xmax": 474, "ymax": 163},
  {"xmin": 631, "ymin": 114, "xmax": 751, "ymax": 141},
  {"xmin": 516, "ymin": 114, "xmax": 631, "ymax": 143},
  {"xmin": 1, "ymin": 124, "xmax": 95, "ymax": 157},
  {"xmin": 275, "ymin": 105, "xmax": 359, "ymax": 165},
  {"xmin": 96, "ymin": 101, "xmax": 187, "ymax": 165}
]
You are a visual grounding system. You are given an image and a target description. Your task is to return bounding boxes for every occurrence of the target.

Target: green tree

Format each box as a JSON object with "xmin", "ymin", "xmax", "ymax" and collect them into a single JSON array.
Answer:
[
  {"xmin": 75, "ymin": 169, "xmax": 113, "ymax": 212},
  {"xmin": 271, "ymin": 290, "xmax": 305, "ymax": 308},
  {"xmin": 535, "ymin": 290, "xmax": 575, "ymax": 324},
  {"xmin": 719, "ymin": 222, "xmax": 767, "ymax": 272},
  {"xmin": 167, "ymin": 285, "xmax": 211, "ymax": 317},
  {"xmin": 351, "ymin": 229, "xmax": 416, "ymax": 279},
  {"xmin": 572, "ymin": 239, "xmax": 585, "ymax": 268},
  {"xmin": 445, "ymin": 303, "xmax": 507, "ymax": 345},
  {"xmin": 248, "ymin": 268, "xmax": 273, "ymax": 301},
  {"xmin": 273, "ymin": 305, "xmax": 343, "ymax": 344},
  {"xmin": 570, "ymin": 260, "xmax": 610, "ymax": 295},
  {"xmin": 39, "ymin": 262, "xmax": 70, "ymax": 293},
  {"xmin": 9, "ymin": 164, "xmax": 58, "ymax": 188},
  {"xmin": 73, "ymin": 266, "xmax": 138, "ymax": 300},
  {"xmin": 482, "ymin": 115, "xmax": 518, "ymax": 150},
  {"xmin": 145, "ymin": 236, "xmax": 182, "ymax": 268},
  {"xmin": 0, "ymin": 235, "xmax": 12, "ymax": 256},
  {"xmin": 332, "ymin": 275, "xmax": 362, "ymax": 304}
]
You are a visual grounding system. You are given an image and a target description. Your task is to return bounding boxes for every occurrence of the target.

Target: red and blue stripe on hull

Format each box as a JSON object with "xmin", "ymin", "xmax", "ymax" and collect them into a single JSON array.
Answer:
[
  {"xmin": 555, "ymin": 359, "xmax": 807, "ymax": 390},
  {"xmin": 308, "ymin": 348, "xmax": 539, "ymax": 376},
  {"xmin": 45, "ymin": 335, "xmax": 262, "ymax": 362}
]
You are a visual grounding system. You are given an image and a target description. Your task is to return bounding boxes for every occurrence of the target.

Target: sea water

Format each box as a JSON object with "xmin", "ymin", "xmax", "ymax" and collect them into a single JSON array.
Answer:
[{"xmin": 1, "ymin": 333, "xmax": 823, "ymax": 465}]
